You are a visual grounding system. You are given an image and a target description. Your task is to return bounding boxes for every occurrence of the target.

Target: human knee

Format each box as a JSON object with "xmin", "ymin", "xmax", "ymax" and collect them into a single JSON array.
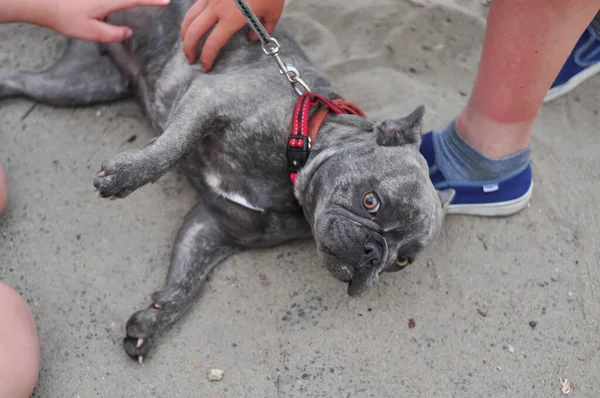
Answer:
[{"xmin": 0, "ymin": 283, "xmax": 40, "ymax": 398}]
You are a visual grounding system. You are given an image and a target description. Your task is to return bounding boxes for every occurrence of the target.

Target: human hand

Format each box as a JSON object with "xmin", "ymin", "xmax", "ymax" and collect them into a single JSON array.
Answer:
[
  {"xmin": 39, "ymin": 0, "xmax": 171, "ymax": 42},
  {"xmin": 180, "ymin": 0, "xmax": 285, "ymax": 71}
]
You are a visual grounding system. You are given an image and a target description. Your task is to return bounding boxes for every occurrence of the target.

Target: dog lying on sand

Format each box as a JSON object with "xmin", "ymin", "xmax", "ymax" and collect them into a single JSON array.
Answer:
[{"xmin": 0, "ymin": 0, "xmax": 453, "ymax": 362}]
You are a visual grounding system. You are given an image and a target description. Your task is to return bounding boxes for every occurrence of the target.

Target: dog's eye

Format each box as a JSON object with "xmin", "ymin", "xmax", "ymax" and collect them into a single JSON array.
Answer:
[
  {"xmin": 395, "ymin": 256, "xmax": 410, "ymax": 268},
  {"xmin": 362, "ymin": 192, "xmax": 380, "ymax": 213}
]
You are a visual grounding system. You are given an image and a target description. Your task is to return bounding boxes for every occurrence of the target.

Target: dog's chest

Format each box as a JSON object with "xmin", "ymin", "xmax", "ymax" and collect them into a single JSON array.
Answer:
[
  {"xmin": 194, "ymin": 123, "xmax": 300, "ymax": 212},
  {"xmin": 203, "ymin": 172, "xmax": 264, "ymax": 211}
]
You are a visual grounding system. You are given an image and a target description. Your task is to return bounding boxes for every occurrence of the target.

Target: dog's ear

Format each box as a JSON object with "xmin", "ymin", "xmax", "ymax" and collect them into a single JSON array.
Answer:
[{"xmin": 375, "ymin": 105, "xmax": 425, "ymax": 147}]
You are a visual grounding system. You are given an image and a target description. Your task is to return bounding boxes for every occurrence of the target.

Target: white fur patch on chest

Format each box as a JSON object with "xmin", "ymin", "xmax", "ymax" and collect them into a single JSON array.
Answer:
[{"xmin": 204, "ymin": 173, "xmax": 264, "ymax": 212}]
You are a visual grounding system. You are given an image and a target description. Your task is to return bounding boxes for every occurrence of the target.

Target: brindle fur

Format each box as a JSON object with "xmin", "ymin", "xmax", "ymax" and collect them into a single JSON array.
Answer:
[{"xmin": 0, "ymin": 0, "xmax": 453, "ymax": 362}]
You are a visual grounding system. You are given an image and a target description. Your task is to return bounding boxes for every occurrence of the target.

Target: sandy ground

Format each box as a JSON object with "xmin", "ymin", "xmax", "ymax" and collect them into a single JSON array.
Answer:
[{"xmin": 1, "ymin": 0, "xmax": 600, "ymax": 396}]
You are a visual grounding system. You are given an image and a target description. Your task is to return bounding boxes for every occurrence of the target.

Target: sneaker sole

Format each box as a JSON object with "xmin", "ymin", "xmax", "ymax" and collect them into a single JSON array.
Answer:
[
  {"xmin": 544, "ymin": 62, "xmax": 600, "ymax": 103},
  {"xmin": 447, "ymin": 182, "xmax": 533, "ymax": 217}
]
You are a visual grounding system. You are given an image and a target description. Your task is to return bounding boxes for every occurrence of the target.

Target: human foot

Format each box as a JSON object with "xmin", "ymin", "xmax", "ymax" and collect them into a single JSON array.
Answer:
[{"xmin": 419, "ymin": 123, "xmax": 532, "ymax": 217}]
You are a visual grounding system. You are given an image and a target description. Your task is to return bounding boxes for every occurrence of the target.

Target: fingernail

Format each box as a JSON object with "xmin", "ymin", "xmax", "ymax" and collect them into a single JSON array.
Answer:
[
  {"xmin": 126, "ymin": 29, "xmax": 133, "ymax": 39},
  {"xmin": 160, "ymin": 0, "xmax": 170, "ymax": 4},
  {"xmin": 201, "ymin": 62, "xmax": 209, "ymax": 72}
]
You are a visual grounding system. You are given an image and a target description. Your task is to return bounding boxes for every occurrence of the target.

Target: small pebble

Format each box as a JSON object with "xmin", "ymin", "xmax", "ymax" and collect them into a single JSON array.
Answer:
[
  {"xmin": 408, "ymin": 318, "xmax": 416, "ymax": 329},
  {"xmin": 561, "ymin": 378, "xmax": 572, "ymax": 395},
  {"xmin": 207, "ymin": 368, "xmax": 224, "ymax": 381},
  {"xmin": 503, "ymin": 344, "xmax": 515, "ymax": 354},
  {"xmin": 529, "ymin": 320, "xmax": 538, "ymax": 329},
  {"xmin": 567, "ymin": 291, "xmax": 574, "ymax": 297},
  {"xmin": 477, "ymin": 309, "xmax": 488, "ymax": 317}
]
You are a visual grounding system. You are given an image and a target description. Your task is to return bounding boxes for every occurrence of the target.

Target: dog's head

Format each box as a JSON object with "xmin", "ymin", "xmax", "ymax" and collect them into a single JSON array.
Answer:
[{"xmin": 295, "ymin": 105, "xmax": 454, "ymax": 297}]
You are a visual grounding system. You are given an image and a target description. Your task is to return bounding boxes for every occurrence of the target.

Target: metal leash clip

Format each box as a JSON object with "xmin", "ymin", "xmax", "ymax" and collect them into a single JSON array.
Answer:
[{"xmin": 234, "ymin": 0, "xmax": 312, "ymax": 96}]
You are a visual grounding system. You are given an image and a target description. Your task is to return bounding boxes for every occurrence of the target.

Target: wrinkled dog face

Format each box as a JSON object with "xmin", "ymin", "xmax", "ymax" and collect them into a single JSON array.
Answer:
[{"xmin": 296, "ymin": 106, "xmax": 454, "ymax": 297}]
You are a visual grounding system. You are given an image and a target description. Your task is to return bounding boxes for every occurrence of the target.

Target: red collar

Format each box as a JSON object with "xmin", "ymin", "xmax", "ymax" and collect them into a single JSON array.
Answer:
[{"xmin": 287, "ymin": 93, "xmax": 366, "ymax": 184}]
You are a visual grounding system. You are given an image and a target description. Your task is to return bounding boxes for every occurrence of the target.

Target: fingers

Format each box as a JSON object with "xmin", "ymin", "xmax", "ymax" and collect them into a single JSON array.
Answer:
[
  {"xmin": 104, "ymin": 0, "xmax": 171, "ymax": 14},
  {"xmin": 132, "ymin": 0, "xmax": 171, "ymax": 5},
  {"xmin": 199, "ymin": 23, "xmax": 236, "ymax": 71},
  {"xmin": 182, "ymin": 11, "xmax": 218, "ymax": 65},
  {"xmin": 83, "ymin": 20, "xmax": 133, "ymax": 42},
  {"xmin": 247, "ymin": 17, "xmax": 263, "ymax": 41},
  {"xmin": 263, "ymin": 19, "xmax": 277, "ymax": 35},
  {"xmin": 248, "ymin": 18, "xmax": 277, "ymax": 41},
  {"xmin": 180, "ymin": 0, "xmax": 285, "ymax": 70},
  {"xmin": 181, "ymin": 0, "xmax": 208, "ymax": 40}
]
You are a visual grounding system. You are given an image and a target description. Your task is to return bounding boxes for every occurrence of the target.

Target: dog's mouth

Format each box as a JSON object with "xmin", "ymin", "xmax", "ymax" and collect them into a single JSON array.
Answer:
[
  {"xmin": 316, "ymin": 211, "xmax": 389, "ymax": 297},
  {"xmin": 318, "ymin": 245, "xmax": 382, "ymax": 297},
  {"xmin": 347, "ymin": 267, "xmax": 379, "ymax": 297},
  {"xmin": 319, "ymin": 247, "xmax": 355, "ymax": 282}
]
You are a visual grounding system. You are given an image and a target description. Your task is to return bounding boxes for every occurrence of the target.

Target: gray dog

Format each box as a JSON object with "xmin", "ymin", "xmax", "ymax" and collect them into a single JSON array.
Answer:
[{"xmin": 0, "ymin": 0, "xmax": 454, "ymax": 362}]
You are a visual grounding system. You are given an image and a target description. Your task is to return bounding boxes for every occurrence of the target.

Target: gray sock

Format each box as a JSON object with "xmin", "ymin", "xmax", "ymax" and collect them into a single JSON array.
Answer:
[
  {"xmin": 432, "ymin": 121, "xmax": 530, "ymax": 182},
  {"xmin": 591, "ymin": 13, "xmax": 600, "ymax": 37}
]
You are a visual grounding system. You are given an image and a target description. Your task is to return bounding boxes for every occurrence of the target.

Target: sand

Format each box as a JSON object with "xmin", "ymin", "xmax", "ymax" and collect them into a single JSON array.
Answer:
[{"xmin": 1, "ymin": 0, "xmax": 599, "ymax": 396}]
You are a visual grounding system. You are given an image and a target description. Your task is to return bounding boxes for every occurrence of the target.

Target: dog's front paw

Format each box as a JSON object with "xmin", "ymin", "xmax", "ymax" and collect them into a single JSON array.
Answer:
[
  {"xmin": 123, "ymin": 304, "xmax": 164, "ymax": 363},
  {"xmin": 93, "ymin": 149, "xmax": 154, "ymax": 199}
]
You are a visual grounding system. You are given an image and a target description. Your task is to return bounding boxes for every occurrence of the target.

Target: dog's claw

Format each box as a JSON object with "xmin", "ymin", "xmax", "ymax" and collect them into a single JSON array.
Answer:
[
  {"xmin": 154, "ymin": 303, "xmax": 162, "ymax": 309},
  {"xmin": 137, "ymin": 338, "xmax": 144, "ymax": 348},
  {"xmin": 110, "ymin": 196, "xmax": 117, "ymax": 201},
  {"xmin": 138, "ymin": 355, "xmax": 144, "ymax": 364},
  {"xmin": 98, "ymin": 170, "xmax": 106, "ymax": 177}
]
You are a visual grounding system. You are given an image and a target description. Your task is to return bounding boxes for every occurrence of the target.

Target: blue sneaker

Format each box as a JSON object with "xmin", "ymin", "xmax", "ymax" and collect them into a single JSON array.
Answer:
[
  {"xmin": 544, "ymin": 26, "xmax": 600, "ymax": 103},
  {"xmin": 420, "ymin": 132, "xmax": 533, "ymax": 217}
]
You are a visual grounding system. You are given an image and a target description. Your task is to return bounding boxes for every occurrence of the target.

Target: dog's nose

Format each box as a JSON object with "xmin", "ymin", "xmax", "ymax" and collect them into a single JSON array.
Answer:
[{"xmin": 362, "ymin": 238, "xmax": 383, "ymax": 266}]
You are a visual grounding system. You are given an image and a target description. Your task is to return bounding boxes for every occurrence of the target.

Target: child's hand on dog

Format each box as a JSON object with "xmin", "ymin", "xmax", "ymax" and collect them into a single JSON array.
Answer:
[
  {"xmin": 181, "ymin": 0, "xmax": 285, "ymax": 71},
  {"xmin": 2, "ymin": 0, "xmax": 171, "ymax": 42}
]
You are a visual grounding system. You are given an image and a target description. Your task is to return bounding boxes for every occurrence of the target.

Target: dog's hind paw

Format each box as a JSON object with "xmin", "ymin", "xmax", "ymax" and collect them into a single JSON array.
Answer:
[{"xmin": 122, "ymin": 304, "xmax": 164, "ymax": 362}]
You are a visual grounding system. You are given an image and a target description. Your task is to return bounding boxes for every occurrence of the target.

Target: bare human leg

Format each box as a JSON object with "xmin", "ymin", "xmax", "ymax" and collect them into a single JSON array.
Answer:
[
  {"xmin": 421, "ymin": 0, "xmax": 600, "ymax": 216},
  {"xmin": 458, "ymin": 0, "xmax": 600, "ymax": 159}
]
